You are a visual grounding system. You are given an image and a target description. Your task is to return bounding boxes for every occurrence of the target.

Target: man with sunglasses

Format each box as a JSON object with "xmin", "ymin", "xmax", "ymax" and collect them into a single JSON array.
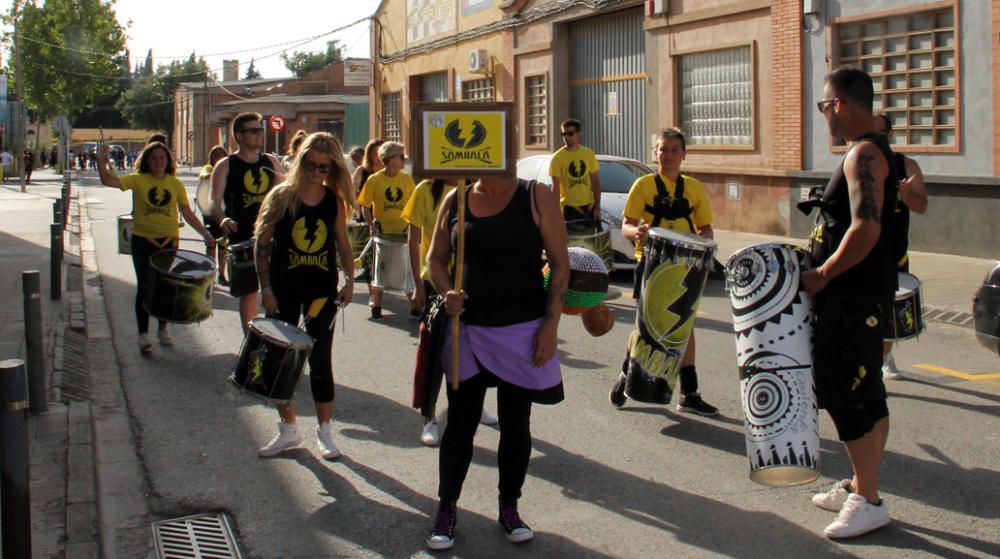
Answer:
[
  {"xmin": 803, "ymin": 66, "xmax": 898, "ymax": 539},
  {"xmin": 211, "ymin": 112, "xmax": 283, "ymax": 332},
  {"xmin": 548, "ymin": 119, "xmax": 602, "ymax": 221}
]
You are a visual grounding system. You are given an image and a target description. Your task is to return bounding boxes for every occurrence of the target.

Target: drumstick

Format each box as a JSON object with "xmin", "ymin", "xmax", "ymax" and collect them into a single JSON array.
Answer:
[{"xmin": 451, "ymin": 179, "xmax": 467, "ymax": 391}]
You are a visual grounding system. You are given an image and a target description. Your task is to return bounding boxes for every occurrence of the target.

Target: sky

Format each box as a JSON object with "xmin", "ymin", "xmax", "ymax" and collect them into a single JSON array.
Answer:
[{"xmin": 112, "ymin": 0, "xmax": 382, "ymax": 80}]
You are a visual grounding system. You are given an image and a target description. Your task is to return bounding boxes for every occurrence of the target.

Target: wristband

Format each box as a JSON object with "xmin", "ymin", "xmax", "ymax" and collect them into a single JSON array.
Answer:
[{"xmin": 260, "ymin": 286, "xmax": 273, "ymax": 295}]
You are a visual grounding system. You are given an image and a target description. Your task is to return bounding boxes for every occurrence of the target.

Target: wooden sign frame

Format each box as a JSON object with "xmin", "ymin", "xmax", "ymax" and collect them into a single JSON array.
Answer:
[{"xmin": 409, "ymin": 102, "xmax": 516, "ymax": 180}]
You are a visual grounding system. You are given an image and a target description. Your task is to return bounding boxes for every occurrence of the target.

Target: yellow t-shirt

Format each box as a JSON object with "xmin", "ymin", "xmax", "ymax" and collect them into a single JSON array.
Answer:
[
  {"xmin": 401, "ymin": 180, "xmax": 457, "ymax": 280},
  {"xmin": 358, "ymin": 170, "xmax": 416, "ymax": 235},
  {"xmin": 623, "ymin": 173, "xmax": 712, "ymax": 260},
  {"xmin": 548, "ymin": 146, "xmax": 600, "ymax": 209},
  {"xmin": 120, "ymin": 173, "xmax": 190, "ymax": 240},
  {"xmin": 198, "ymin": 164, "xmax": 213, "ymax": 181}
]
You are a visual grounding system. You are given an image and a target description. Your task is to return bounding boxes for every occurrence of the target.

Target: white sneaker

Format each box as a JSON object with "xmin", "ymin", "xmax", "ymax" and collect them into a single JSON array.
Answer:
[
  {"xmin": 480, "ymin": 408, "xmax": 499, "ymax": 425},
  {"xmin": 882, "ymin": 353, "xmax": 902, "ymax": 380},
  {"xmin": 421, "ymin": 419, "xmax": 440, "ymax": 446},
  {"xmin": 316, "ymin": 422, "xmax": 341, "ymax": 460},
  {"xmin": 812, "ymin": 479, "xmax": 853, "ymax": 512},
  {"xmin": 157, "ymin": 329, "xmax": 174, "ymax": 347},
  {"xmin": 823, "ymin": 493, "xmax": 890, "ymax": 539},
  {"xmin": 257, "ymin": 421, "xmax": 302, "ymax": 457},
  {"xmin": 137, "ymin": 334, "xmax": 153, "ymax": 354}
]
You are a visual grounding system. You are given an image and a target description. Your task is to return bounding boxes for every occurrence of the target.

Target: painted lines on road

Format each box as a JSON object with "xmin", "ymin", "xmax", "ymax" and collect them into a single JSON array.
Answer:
[{"xmin": 912, "ymin": 364, "xmax": 1000, "ymax": 384}]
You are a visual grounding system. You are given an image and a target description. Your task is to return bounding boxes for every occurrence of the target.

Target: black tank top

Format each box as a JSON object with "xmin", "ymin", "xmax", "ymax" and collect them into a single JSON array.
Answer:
[
  {"xmin": 449, "ymin": 180, "xmax": 546, "ymax": 326},
  {"xmin": 224, "ymin": 154, "xmax": 277, "ymax": 241},
  {"xmin": 269, "ymin": 189, "xmax": 340, "ymax": 299},
  {"xmin": 816, "ymin": 133, "xmax": 898, "ymax": 301}
]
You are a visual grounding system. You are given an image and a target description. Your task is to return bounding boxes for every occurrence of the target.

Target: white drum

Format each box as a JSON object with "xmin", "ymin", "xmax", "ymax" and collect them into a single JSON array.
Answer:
[
  {"xmin": 117, "ymin": 214, "xmax": 134, "ymax": 255},
  {"xmin": 371, "ymin": 234, "xmax": 413, "ymax": 293},
  {"xmin": 195, "ymin": 178, "xmax": 212, "ymax": 215}
]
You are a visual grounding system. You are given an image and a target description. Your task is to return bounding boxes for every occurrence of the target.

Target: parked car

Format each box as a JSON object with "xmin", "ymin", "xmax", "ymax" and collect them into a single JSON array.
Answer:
[{"xmin": 517, "ymin": 153, "xmax": 654, "ymax": 270}]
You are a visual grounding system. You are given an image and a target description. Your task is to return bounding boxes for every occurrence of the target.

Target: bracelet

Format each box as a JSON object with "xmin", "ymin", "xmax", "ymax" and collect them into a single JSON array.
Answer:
[{"xmin": 260, "ymin": 286, "xmax": 273, "ymax": 295}]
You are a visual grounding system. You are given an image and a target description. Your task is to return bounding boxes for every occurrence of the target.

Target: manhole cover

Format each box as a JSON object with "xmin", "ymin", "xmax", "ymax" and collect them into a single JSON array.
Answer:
[{"xmin": 152, "ymin": 513, "xmax": 241, "ymax": 559}]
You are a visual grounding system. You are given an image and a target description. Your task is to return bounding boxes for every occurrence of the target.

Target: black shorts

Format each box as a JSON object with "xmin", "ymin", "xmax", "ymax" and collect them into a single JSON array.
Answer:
[
  {"xmin": 203, "ymin": 215, "xmax": 223, "ymax": 239},
  {"xmin": 813, "ymin": 294, "xmax": 887, "ymax": 411}
]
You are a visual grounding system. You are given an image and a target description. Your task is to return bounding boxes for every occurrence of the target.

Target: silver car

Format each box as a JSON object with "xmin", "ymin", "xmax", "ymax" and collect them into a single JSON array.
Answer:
[{"xmin": 517, "ymin": 154, "xmax": 653, "ymax": 270}]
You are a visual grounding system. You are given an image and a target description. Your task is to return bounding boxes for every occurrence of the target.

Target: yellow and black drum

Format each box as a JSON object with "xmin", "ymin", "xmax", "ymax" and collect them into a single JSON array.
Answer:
[
  {"xmin": 566, "ymin": 219, "xmax": 613, "ymax": 274},
  {"xmin": 117, "ymin": 214, "xmax": 134, "ymax": 255},
  {"xmin": 338, "ymin": 220, "xmax": 371, "ymax": 271},
  {"xmin": 624, "ymin": 228, "xmax": 716, "ymax": 404},
  {"xmin": 144, "ymin": 249, "xmax": 217, "ymax": 323},
  {"xmin": 226, "ymin": 240, "xmax": 258, "ymax": 297}
]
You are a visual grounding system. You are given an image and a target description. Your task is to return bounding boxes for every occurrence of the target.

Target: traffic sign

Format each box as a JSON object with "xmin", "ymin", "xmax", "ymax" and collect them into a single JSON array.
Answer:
[
  {"xmin": 269, "ymin": 115, "xmax": 285, "ymax": 132},
  {"xmin": 187, "ymin": 131, "xmax": 196, "ymax": 140}
]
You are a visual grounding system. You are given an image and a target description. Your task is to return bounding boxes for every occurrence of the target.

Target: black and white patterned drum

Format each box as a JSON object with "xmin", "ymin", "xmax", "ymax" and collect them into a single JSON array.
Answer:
[
  {"xmin": 144, "ymin": 249, "xmax": 217, "ymax": 324},
  {"xmin": 726, "ymin": 243, "xmax": 819, "ymax": 486},
  {"xmin": 883, "ymin": 272, "xmax": 924, "ymax": 341},
  {"xmin": 229, "ymin": 318, "xmax": 314, "ymax": 403},
  {"xmin": 624, "ymin": 228, "xmax": 716, "ymax": 404}
]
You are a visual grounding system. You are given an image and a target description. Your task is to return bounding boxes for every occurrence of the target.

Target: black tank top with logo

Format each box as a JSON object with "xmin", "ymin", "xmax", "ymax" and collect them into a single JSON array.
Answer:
[
  {"xmin": 270, "ymin": 189, "xmax": 340, "ymax": 300},
  {"xmin": 224, "ymin": 154, "xmax": 277, "ymax": 242},
  {"xmin": 814, "ymin": 133, "xmax": 898, "ymax": 302},
  {"xmin": 449, "ymin": 180, "xmax": 546, "ymax": 327}
]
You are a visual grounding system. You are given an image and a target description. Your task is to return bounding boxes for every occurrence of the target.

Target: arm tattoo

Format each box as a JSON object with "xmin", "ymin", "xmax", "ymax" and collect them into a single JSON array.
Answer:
[
  {"xmin": 853, "ymin": 153, "xmax": 881, "ymax": 223},
  {"xmin": 255, "ymin": 240, "xmax": 272, "ymax": 290},
  {"xmin": 544, "ymin": 279, "xmax": 566, "ymax": 321}
]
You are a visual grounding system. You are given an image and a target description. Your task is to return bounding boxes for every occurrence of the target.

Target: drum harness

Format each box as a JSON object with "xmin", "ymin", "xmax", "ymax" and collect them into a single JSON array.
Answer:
[{"xmin": 648, "ymin": 174, "xmax": 696, "ymax": 233}]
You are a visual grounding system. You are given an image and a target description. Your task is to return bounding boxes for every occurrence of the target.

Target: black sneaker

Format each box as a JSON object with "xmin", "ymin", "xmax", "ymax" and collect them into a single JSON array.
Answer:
[
  {"xmin": 498, "ymin": 503, "xmax": 534, "ymax": 543},
  {"xmin": 426, "ymin": 507, "xmax": 457, "ymax": 551},
  {"xmin": 609, "ymin": 374, "xmax": 627, "ymax": 408},
  {"xmin": 371, "ymin": 306, "xmax": 383, "ymax": 320},
  {"xmin": 217, "ymin": 276, "xmax": 230, "ymax": 287},
  {"xmin": 676, "ymin": 392, "xmax": 719, "ymax": 417}
]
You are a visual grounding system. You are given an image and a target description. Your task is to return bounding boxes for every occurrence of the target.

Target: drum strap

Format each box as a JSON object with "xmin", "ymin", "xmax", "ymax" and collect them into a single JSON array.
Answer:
[
  {"xmin": 648, "ymin": 174, "xmax": 696, "ymax": 233},
  {"xmin": 147, "ymin": 236, "xmax": 179, "ymax": 249}
]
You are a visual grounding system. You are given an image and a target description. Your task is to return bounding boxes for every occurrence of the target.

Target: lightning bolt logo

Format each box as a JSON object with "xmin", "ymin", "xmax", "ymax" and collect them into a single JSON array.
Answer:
[
  {"xmin": 642, "ymin": 262, "xmax": 699, "ymax": 348},
  {"xmin": 244, "ymin": 169, "xmax": 270, "ymax": 194},
  {"xmin": 385, "ymin": 187, "xmax": 403, "ymax": 204},
  {"xmin": 445, "ymin": 119, "xmax": 467, "ymax": 148},
  {"xmin": 250, "ymin": 352, "xmax": 264, "ymax": 384},
  {"xmin": 467, "ymin": 120, "xmax": 487, "ymax": 148},
  {"xmin": 146, "ymin": 186, "xmax": 172, "ymax": 207},
  {"xmin": 568, "ymin": 160, "xmax": 588, "ymax": 179},
  {"xmin": 291, "ymin": 217, "xmax": 326, "ymax": 254}
]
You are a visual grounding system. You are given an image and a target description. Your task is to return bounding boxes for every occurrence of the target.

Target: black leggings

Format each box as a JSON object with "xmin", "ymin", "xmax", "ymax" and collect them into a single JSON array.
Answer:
[
  {"xmin": 272, "ymin": 291, "xmax": 338, "ymax": 403},
  {"xmin": 131, "ymin": 235, "xmax": 177, "ymax": 334},
  {"xmin": 438, "ymin": 370, "xmax": 533, "ymax": 505}
]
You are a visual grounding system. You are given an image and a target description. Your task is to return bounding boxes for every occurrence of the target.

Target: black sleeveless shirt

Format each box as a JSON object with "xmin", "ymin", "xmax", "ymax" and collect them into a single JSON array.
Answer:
[
  {"xmin": 449, "ymin": 180, "xmax": 546, "ymax": 326},
  {"xmin": 815, "ymin": 133, "xmax": 898, "ymax": 302},
  {"xmin": 269, "ymin": 189, "xmax": 340, "ymax": 300},
  {"xmin": 224, "ymin": 154, "xmax": 277, "ymax": 242}
]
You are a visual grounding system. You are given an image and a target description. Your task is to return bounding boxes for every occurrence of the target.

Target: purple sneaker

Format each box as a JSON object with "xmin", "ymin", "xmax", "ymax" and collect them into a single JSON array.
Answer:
[
  {"xmin": 499, "ymin": 504, "xmax": 534, "ymax": 543},
  {"xmin": 426, "ymin": 507, "xmax": 456, "ymax": 551}
]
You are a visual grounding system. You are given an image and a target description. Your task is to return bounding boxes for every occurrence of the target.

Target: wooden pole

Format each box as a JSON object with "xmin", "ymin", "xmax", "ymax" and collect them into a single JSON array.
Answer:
[{"xmin": 451, "ymin": 180, "xmax": 467, "ymax": 390}]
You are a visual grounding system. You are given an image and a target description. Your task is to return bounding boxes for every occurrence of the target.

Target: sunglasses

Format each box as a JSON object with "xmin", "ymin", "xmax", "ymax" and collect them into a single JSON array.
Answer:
[
  {"xmin": 816, "ymin": 99, "xmax": 837, "ymax": 114},
  {"xmin": 240, "ymin": 127, "xmax": 264, "ymax": 134},
  {"xmin": 303, "ymin": 161, "xmax": 331, "ymax": 174},
  {"xmin": 561, "ymin": 130, "xmax": 577, "ymax": 137}
]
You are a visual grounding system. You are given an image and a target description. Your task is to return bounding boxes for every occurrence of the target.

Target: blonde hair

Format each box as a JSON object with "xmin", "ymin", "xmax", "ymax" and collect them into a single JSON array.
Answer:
[
  {"xmin": 378, "ymin": 141, "xmax": 406, "ymax": 164},
  {"xmin": 256, "ymin": 132, "xmax": 356, "ymax": 237},
  {"xmin": 361, "ymin": 137, "xmax": 383, "ymax": 170},
  {"xmin": 286, "ymin": 130, "xmax": 308, "ymax": 156}
]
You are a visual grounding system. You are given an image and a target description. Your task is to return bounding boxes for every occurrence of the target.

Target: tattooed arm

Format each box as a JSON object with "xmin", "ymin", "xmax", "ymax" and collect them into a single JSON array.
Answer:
[
  {"xmin": 255, "ymin": 215, "xmax": 277, "ymax": 314},
  {"xmin": 534, "ymin": 181, "xmax": 568, "ymax": 367}
]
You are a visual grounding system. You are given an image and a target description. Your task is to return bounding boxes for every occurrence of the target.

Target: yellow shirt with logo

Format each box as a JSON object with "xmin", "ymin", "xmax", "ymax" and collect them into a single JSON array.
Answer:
[
  {"xmin": 623, "ymin": 173, "xmax": 712, "ymax": 260},
  {"xmin": 358, "ymin": 170, "xmax": 416, "ymax": 235},
  {"xmin": 119, "ymin": 173, "xmax": 189, "ymax": 240},
  {"xmin": 402, "ymin": 180, "xmax": 457, "ymax": 280},
  {"xmin": 548, "ymin": 146, "xmax": 600, "ymax": 209}
]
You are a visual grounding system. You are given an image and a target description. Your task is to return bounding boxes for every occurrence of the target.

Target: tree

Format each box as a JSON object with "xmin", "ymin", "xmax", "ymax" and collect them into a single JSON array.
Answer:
[
  {"xmin": 116, "ymin": 55, "xmax": 209, "ymax": 141},
  {"xmin": 244, "ymin": 59, "xmax": 262, "ymax": 80},
  {"xmin": 280, "ymin": 40, "xmax": 343, "ymax": 77}
]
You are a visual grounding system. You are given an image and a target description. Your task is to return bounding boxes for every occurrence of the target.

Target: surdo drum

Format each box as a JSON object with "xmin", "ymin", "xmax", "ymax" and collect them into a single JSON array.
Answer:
[
  {"xmin": 226, "ymin": 239, "xmax": 258, "ymax": 296},
  {"xmin": 143, "ymin": 249, "xmax": 216, "ymax": 323},
  {"xmin": 372, "ymin": 233, "xmax": 414, "ymax": 293},
  {"xmin": 229, "ymin": 318, "xmax": 314, "ymax": 403},
  {"xmin": 883, "ymin": 272, "xmax": 925, "ymax": 341},
  {"xmin": 566, "ymin": 219, "xmax": 613, "ymax": 275},
  {"xmin": 726, "ymin": 243, "xmax": 819, "ymax": 486}
]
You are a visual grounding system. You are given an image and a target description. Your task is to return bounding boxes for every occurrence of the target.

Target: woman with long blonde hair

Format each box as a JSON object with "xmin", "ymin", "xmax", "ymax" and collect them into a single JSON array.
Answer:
[{"xmin": 252, "ymin": 132, "xmax": 355, "ymax": 460}]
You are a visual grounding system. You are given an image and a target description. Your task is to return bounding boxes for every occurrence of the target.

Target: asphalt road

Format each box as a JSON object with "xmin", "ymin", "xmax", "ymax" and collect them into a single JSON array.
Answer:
[{"xmin": 80, "ymin": 171, "xmax": 1000, "ymax": 558}]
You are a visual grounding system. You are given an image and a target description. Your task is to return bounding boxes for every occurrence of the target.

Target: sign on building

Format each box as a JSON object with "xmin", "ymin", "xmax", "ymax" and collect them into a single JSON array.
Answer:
[
  {"xmin": 344, "ymin": 59, "xmax": 373, "ymax": 87},
  {"xmin": 410, "ymin": 102, "xmax": 514, "ymax": 178}
]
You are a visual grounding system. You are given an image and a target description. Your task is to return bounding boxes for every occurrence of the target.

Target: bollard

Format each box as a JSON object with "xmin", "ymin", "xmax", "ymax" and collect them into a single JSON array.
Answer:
[
  {"xmin": 53, "ymin": 199, "xmax": 64, "ymax": 225},
  {"xmin": 61, "ymin": 185, "xmax": 69, "ymax": 229},
  {"xmin": 50, "ymin": 225, "xmax": 62, "ymax": 301},
  {"xmin": 0, "ymin": 359, "xmax": 32, "ymax": 559},
  {"xmin": 22, "ymin": 271, "xmax": 48, "ymax": 413}
]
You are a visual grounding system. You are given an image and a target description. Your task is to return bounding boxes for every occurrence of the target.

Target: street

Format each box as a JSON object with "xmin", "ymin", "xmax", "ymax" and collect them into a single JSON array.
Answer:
[{"xmin": 79, "ymin": 170, "xmax": 1000, "ymax": 558}]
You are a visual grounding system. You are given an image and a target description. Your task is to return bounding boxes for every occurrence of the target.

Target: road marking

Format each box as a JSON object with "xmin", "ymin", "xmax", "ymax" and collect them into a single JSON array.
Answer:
[{"xmin": 912, "ymin": 364, "xmax": 1000, "ymax": 381}]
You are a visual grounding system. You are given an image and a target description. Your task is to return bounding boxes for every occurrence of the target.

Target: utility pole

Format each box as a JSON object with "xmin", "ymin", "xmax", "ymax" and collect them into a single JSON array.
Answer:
[
  {"xmin": 13, "ymin": 0, "xmax": 26, "ymax": 192},
  {"xmin": 203, "ymin": 68, "xmax": 209, "ymax": 163}
]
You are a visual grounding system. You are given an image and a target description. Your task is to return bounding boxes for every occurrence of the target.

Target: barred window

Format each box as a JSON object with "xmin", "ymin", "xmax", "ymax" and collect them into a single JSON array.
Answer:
[
  {"xmin": 525, "ymin": 74, "xmax": 547, "ymax": 147},
  {"xmin": 462, "ymin": 78, "xmax": 495, "ymax": 102},
  {"xmin": 834, "ymin": 4, "xmax": 958, "ymax": 149},
  {"xmin": 381, "ymin": 91, "xmax": 401, "ymax": 142},
  {"xmin": 678, "ymin": 45, "xmax": 754, "ymax": 147}
]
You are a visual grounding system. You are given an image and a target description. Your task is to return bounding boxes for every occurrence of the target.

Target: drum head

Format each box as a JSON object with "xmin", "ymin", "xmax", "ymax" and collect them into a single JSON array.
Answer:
[
  {"xmin": 897, "ymin": 272, "xmax": 920, "ymax": 294},
  {"xmin": 374, "ymin": 233, "xmax": 407, "ymax": 246},
  {"xmin": 195, "ymin": 179, "xmax": 212, "ymax": 215},
  {"xmin": 229, "ymin": 239, "xmax": 256, "ymax": 254},
  {"xmin": 649, "ymin": 227, "xmax": 715, "ymax": 249},
  {"xmin": 149, "ymin": 249, "xmax": 217, "ymax": 277},
  {"xmin": 250, "ymin": 318, "xmax": 314, "ymax": 349}
]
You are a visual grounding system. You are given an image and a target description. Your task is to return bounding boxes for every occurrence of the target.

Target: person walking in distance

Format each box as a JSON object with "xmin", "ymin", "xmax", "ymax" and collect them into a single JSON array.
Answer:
[
  {"xmin": 210, "ymin": 112, "xmax": 283, "ymax": 333},
  {"xmin": 199, "ymin": 145, "xmax": 230, "ymax": 285},
  {"xmin": 548, "ymin": 119, "xmax": 602, "ymax": 221}
]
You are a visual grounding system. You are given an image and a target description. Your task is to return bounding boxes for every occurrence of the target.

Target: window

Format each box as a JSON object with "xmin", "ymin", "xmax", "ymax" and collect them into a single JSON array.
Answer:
[
  {"xmin": 834, "ymin": 3, "xmax": 958, "ymax": 150},
  {"xmin": 381, "ymin": 91, "xmax": 401, "ymax": 142},
  {"xmin": 462, "ymin": 78, "xmax": 495, "ymax": 102},
  {"xmin": 678, "ymin": 45, "xmax": 754, "ymax": 147},
  {"xmin": 318, "ymin": 119, "xmax": 344, "ymax": 142},
  {"xmin": 525, "ymin": 74, "xmax": 547, "ymax": 147}
]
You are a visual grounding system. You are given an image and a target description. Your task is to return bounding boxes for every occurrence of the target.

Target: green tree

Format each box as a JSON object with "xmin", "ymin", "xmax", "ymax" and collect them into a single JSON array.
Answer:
[
  {"xmin": 116, "ymin": 54, "xmax": 209, "ymax": 141},
  {"xmin": 280, "ymin": 40, "xmax": 343, "ymax": 77},
  {"xmin": 244, "ymin": 58, "xmax": 262, "ymax": 80}
]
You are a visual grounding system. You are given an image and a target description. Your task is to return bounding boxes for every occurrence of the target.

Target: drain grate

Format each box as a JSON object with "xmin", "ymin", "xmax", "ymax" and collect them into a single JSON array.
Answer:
[{"xmin": 152, "ymin": 513, "xmax": 242, "ymax": 559}]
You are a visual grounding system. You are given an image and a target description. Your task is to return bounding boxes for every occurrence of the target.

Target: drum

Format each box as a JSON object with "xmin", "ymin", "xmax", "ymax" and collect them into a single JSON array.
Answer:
[
  {"xmin": 226, "ymin": 239, "xmax": 258, "ymax": 297},
  {"xmin": 566, "ymin": 219, "xmax": 613, "ymax": 274},
  {"xmin": 338, "ymin": 220, "xmax": 371, "ymax": 270},
  {"xmin": 726, "ymin": 243, "xmax": 819, "ymax": 487},
  {"xmin": 117, "ymin": 214, "xmax": 134, "ymax": 255},
  {"xmin": 543, "ymin": 246, "xmax": 608, "ymax": 315},
  {"xmin": 973, "ymin": 262, "xmax": 1000, "ymax": 356},
  {"xmin": 624, "ymin": 228, "xmax": 716, "ymax": 404},
  {"xmin": 581, "ymin": 302, "xmax": 614, "ymax": 337},
  {"xmin": 195, "ymin": 178, "xmax": 212, "ymax": 215},
  {"xmin": 144, "ymin": 249, "xmax": 217, "ymax": 323},
  {"xmin": 229, "ymin": 318, "xmax": 314, "ymax": 403},
  {"xmin": 883, "ymin": 272, "xmax": 924, "ymax": 341},
  {"xmin": 372, "ymin": 233, "xmax": 413, "ymax": 293}
]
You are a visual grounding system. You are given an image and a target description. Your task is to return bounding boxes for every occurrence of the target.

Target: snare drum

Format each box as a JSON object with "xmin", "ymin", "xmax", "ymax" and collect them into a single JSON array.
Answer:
[
  {"xmin": 117, "ymin": 214, "xmax": 134, "ymax": 255},
  {"xmin": 883, "ymin": 272, "xmax": 924, "ymax": 340},
  {"xmin": 372, "ymin": 233, "xmax": 413, "ymax": 293},
  {"xmin": 338, "ymin": 220, "xmax": 371, "ymax": 270},
  {"xmin": 566, "ymin": 219, "xmax": 613, "ymax": 273},
  {"xmin": 624, "ymin": 228, "xmax": 716, "ymax": 404},
  {"xmin": 226, "ymin": 239, "xmax": 258, "ymax": 297},
  {"xmin": 229, "ymin": 318, "xmax": 314, "ymax": 402},
  {"xmin": 144, "ymin": 249, "xmax": 217, "ymax": 323}
]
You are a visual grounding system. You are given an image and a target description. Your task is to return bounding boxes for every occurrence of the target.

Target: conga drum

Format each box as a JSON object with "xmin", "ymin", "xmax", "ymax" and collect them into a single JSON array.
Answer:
[
  {"xmin": 226, "ymin": 239, "xmax": 258, "ymax": 297},
  {"xmin": 117, "ymin": 214, "xmax": 134, "ymax": 255},
  {"xmin": 883, "ymin": 272, "xmax": 925, "ymax": 340},
  {"xmin": 566, "ymin": 219, "xmax": 613, "ymax": 274},
  {"xmin": 726, "ymin": 243, "xmax": 819, "ymax": 486},
  {"xmin": 372, "ymin": 233, "xmax": 413, "ymax": 293},
  {"xmin": 624, "ymin": 228, "xmax": 717, "ymax": 404},
  {"xmin": 144, "ymin": 249, "xmax": 217, "ymax": 323},
  {"xmin": 229, "ymin": 318, "xmax": 314, "ymax": 402}
]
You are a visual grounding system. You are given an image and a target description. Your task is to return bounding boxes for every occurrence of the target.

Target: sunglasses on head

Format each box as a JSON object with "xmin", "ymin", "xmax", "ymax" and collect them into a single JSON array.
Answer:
[{"xmin": 303, "ymin": 161, "xmax": 331, "ymax": 174}]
